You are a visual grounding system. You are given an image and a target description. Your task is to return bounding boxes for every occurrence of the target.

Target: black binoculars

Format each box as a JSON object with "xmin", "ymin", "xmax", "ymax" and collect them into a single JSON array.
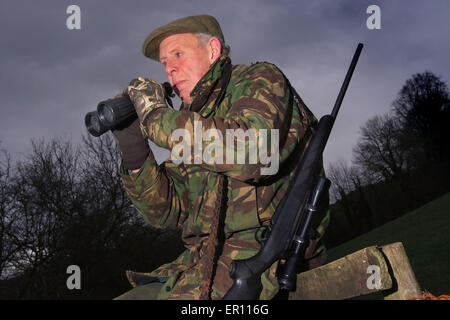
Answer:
[{"xmin": 85, "ymin": 82, "xmax": 174, "ymax": 137}]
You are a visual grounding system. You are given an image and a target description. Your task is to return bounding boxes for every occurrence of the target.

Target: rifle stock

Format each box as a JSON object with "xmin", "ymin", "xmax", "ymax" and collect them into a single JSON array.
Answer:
[{"xmin": 223, "ymin": 43, "xmax": 363, "ymax": 300}]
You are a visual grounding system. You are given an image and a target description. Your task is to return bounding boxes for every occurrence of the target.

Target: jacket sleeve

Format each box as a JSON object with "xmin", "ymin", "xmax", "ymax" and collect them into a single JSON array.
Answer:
[
  {"xmin": 141, "ymin": 62, "xmax": 313, "ymax": 183},
  {"xmin": 120, "ymin": 149, "xmax": 189, "ymax": 229}
]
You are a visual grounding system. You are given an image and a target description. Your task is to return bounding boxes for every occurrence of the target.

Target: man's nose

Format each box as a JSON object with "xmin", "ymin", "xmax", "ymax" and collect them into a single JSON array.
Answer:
[{"xmin": 165, "ymin": 59, "xmax": 177, "ymax": 77}]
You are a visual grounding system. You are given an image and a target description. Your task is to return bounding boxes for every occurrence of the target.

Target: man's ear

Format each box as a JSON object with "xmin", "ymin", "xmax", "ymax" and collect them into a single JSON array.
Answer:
[{"xmin": 208, "ymin": 37, "xmax": 222, "ymax": 63}]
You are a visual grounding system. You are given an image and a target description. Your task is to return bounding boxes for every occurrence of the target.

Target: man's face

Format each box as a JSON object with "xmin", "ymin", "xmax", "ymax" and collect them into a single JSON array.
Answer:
[{"xmin": 159, "ymin": 33, "xmax": 216, "ymax": 104}]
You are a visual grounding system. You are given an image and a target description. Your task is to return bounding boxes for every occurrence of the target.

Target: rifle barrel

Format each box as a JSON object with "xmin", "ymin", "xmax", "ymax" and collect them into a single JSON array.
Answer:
[{"xmin": 331, "ymin": 43, "xmax": 363, "ymax": 119}]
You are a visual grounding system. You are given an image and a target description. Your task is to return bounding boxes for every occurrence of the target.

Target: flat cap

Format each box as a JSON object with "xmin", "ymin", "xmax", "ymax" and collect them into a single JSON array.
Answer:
[{"xmin": 142, "ymin": 14, "xmax": 225, "ymax": 62}]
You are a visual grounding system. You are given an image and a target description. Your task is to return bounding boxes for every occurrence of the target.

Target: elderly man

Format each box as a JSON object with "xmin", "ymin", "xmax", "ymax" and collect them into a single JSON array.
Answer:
[{"xmin": 113, "ymin": 15, "xmax": 327, "ymax": 300}]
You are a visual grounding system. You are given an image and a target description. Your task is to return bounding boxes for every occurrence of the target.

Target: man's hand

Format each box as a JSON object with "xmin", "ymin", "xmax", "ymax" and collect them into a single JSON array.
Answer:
[
  {"xmin": 111, "ymin": 116, "xmax": 150, "ymax": 171},
  {"xmin": 126, "ymin": 77, "xmax": 167, "ymax": 132}
]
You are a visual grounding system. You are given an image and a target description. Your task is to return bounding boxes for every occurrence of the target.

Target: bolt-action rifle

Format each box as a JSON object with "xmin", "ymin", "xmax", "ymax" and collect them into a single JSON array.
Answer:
[{"xmin": 223, "ymin": 43, "xmax": 364, "ymax": 300}]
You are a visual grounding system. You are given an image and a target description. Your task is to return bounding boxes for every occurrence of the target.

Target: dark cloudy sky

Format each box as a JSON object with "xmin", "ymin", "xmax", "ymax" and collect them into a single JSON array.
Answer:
[{"xmin": 1, "ymin": 0, "xmax": 449, "ymax": 168}]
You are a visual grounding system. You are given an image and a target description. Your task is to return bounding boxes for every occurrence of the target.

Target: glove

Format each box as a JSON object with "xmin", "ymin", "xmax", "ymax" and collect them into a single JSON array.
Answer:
[
  {"xmin": 111, "ymin": 116, "xmax": 150, "ymax": 170},
  {"xmin": 126, "ymin": 77, "xmax": 167, "ymax": 136}
]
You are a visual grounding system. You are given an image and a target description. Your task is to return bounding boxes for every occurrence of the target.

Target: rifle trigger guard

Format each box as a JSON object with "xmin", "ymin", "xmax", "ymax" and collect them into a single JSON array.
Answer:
[{"xmin": 255, "ymin": 226, "xmax": 269, "ymax": 246}]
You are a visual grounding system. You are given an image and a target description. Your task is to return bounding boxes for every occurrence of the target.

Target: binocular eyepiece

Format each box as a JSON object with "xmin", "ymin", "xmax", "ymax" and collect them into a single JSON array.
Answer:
[{"xmin": 85, "ymin": 82, "xmax": 174, "ymax": 137}]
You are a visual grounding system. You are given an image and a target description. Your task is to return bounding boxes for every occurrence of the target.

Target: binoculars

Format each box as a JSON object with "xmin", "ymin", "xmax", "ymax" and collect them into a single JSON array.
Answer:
[{"xmin": 85, "ymin": 82, "xmax": 174, "ymax": 137}]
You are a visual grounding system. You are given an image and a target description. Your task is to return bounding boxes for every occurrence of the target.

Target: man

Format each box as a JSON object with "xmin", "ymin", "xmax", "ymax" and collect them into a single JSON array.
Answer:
[{"xmin": 113, "ymin": 15, "xmax": 327, "ymax": 300}]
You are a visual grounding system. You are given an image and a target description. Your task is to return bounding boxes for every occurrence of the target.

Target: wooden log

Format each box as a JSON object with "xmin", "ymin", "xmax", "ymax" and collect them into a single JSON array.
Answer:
[
  {"xmin": 289, "ymin": 245, "xmax": 392, "ymax": 300},
  {"xmin": 380, "ymin": 242, "xmax": 422, "ymax": 300}
]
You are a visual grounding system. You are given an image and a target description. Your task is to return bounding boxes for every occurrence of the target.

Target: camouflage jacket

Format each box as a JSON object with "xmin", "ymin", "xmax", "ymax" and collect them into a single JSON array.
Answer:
[{"xmin": 120, "ymin": 55, "xmax": 327, "ymax": 299}]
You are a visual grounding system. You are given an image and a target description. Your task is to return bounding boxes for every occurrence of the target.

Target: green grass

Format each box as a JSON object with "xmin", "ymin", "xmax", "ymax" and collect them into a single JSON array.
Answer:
[{"xmin": 326, "ymin": 192, "xmax": 450, "ymax": 296}]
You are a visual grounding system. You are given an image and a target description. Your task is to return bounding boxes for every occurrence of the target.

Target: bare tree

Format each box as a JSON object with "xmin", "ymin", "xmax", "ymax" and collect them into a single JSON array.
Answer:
[
  {"xmin": 328, "ymin": 159, "xmax": 375, "ymax": 236},
  {"xmin": 4, "ymin": 138, "xmax": 81, "ymax": 297},
  {"xmin": 393, "ymin": 71, "xmax": 449, "ymax": 134},
  {"xmin": 352, "ymin": 114, "xmax": 412, "ymax": 183},
  {"xmin": 393, "ymin": 70, "xmax": 450, "ymax": 161},
  {"xmin": 0, "ymin": 147, "xmax": 21, "ymax": 280},
  {"xmin": 0, "ymin": 134, "xmax": 184, "ymax": 299},
  {"xmin": 328, "ymin": 159, "xmax": 354, "ymax": 203}
]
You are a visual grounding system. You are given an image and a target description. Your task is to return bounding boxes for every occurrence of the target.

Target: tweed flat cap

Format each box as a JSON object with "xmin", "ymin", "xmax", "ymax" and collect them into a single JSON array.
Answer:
[{"xmin": 142, "ymin": 14, "xmax": 225, "ymax": 62}]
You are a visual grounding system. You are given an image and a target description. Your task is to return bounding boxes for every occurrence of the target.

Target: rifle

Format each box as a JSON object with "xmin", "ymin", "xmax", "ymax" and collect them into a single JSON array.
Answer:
[
  {"xmin": 85, "ymin": 82, "xmax": 174, "ymax": 137},
  {"xmin": 223, "ymin": 43, "xmax": 364, "ymax": 300}
]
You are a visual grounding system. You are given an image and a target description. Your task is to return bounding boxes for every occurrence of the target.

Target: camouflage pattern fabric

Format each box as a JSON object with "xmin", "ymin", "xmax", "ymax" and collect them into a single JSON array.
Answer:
[{"xmin": 120, "ymin": 54, "xmax": 327, "ymax": 299}]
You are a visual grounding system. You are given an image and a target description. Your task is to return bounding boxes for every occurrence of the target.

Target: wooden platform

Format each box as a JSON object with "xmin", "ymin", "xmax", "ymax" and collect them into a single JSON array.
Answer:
[{"xmin": 289, "ymin": 242, "xmax": 422, "ymax": 300}]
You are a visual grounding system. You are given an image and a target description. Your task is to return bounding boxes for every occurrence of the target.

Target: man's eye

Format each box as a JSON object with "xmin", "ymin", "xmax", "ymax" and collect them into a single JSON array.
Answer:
[{"xmin": 176, "ymin": 52, "xmax": 182, "ymax": 58}]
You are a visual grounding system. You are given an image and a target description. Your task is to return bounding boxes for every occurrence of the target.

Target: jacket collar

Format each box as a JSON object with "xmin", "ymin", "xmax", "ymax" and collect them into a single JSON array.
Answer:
[{"xmin": 182, "ymin": 55, "xmax": 231, "ymax": 113}]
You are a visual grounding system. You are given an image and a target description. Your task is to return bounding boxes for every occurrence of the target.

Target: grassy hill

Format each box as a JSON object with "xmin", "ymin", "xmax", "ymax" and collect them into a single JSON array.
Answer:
[{"xmin": 326, "ymin": 192, "xmax": 450, "ymax": 296}]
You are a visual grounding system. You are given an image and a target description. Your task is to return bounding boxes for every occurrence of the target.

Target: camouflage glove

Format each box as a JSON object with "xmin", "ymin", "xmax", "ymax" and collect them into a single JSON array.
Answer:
[
  {"xmin": 126, "ymin": 77, "xmax": 167, "ymax": 136},
  {"xmin": 111, "ymin": 117, "xmax": 150, "ymax": 170}
]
